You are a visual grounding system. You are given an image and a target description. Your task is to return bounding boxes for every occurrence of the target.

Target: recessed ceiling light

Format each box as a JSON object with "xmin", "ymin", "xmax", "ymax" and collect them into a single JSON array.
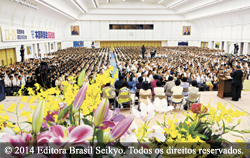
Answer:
[{"xmin": 107, "ymin": 0, "xmax": 111, "ymax": 3}]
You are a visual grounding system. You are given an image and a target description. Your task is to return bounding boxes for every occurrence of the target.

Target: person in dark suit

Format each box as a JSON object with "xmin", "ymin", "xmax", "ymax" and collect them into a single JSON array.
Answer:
[
  {"xmin": 183, "ymin": 27, "xmax": 190, "ymax": 35},
  {"xmin": 229, "ymin": 65, "xmax": 243, "ymax": 101},
  {"xmin": 136, "ymin": 77, "xmax": 143, "ymax": 89},
  {"xmin": 141, "ymin": 45, "xmax": 146, "ymax": 59},
  {"xmin": 115, "ymin": 75, "xmax": 124, "ymax": 90},
  {"xmin": 20, "ymin": 45, "xmax": 25, "ymax": 62}
]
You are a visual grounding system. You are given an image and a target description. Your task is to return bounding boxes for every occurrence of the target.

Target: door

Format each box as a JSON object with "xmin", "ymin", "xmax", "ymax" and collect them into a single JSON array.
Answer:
[
  {"xmin": 57, "ymin": 42, "xmax": 61, "ymax": 50},
  {"xmin": 0, "ymin": 49, "xmax": 7, "ymax": 66},
  {"xmin": 6, "ymin": 48, "xmax": 16, "ymax": 65}
]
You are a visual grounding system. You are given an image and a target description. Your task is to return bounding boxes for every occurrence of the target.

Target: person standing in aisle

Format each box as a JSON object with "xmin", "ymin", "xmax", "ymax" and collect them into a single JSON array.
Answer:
[
  {"xmin": 141, "ymin": 45, "xmax": 146, "ymax": 59},
  {"xmin": 229, "ymin": 65, "xmax": 243, "ymax": 101},
  {"xmin": 20, "ymin": 45, "xmax": 25, "ymax": 62}
]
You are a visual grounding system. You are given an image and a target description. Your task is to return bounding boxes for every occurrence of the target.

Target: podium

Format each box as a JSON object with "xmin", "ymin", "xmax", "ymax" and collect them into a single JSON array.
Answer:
[{"xmin": 217, "ymin": 76, "xmax": 232, "ymax": 99}]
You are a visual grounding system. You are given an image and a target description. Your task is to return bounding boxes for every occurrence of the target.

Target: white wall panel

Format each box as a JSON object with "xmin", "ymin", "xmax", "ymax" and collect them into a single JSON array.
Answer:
[
  {"xmin": 100, "ymin": 21, "xmax": 109, "ymax": 39},
  {"xmin": 153, "ymin": 21, "xmax": 162, "ymax": 39},
  {"xmin": 91, "ymin": 21, "xmax": 100, "ymax": 39},
  {"xmin": 81, "ymin": 21, "xmax": 91, "ymax": 39},
  {"xmin": 162, "ymin": 21, "xmax": 171, "ymax": 39}
]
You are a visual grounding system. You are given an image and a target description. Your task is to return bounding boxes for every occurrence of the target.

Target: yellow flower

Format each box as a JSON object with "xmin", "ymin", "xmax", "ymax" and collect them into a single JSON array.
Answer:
[
  {"xmin": 20, "ymin": 111, "xmax": 32, "ymax": 117},
  {"xmin": 1, "ymin": 115, "xmax": 9, "ymax": 121},
  {"xmin": 0, "ymin": 104, "xmax": 4, "ymax": 110},
  {"xmin": 19, "ymin": 104, "xmax": 25, "ymax": 110},
  {"xmin": 21, "ymin": 96, "xmax": 29, "ymax": 102}
]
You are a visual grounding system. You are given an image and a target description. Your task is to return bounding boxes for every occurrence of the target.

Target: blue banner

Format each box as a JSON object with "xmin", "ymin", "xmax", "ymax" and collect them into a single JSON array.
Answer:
[{"xmin": 73, "ymin": 41, "xmax": 84, "ymax": 47}]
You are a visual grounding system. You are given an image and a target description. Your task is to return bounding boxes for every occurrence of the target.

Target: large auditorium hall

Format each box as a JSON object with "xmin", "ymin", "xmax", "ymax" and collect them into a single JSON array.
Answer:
[{"xmin": 0, "ymin": 0, "xmax": 250, "ymax": 157}]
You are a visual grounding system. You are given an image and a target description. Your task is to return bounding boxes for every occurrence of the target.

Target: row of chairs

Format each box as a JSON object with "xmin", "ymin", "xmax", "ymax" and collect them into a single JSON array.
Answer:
[{"xmin": 103, "ymin": 88, "xmax": 201, "ymax": 113}]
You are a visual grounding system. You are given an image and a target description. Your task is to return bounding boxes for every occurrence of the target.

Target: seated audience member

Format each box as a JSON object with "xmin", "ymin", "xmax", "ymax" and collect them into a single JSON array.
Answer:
[
  {"xmin": 118, "ymin": 81, "xmax": 131, "ymax": 108},
  {"xmin": 171, "ymin": 79, "xmax": 183, "ymax": 103},
  {"xmin": 136, "ymin": 76, "xmax": 143, "ymax": 97},
  {"xmin": 165, "ymin": 76, "xmax": 175, "ymax": 96},
  {"xmin": 115, "ymin": 75, "xmax": 124, "ymax": 90},
  {"xmin": 187, "ymin": 81, "xmax": 199, "ymax": 103},
  {"xmin": 136, "ymin": 76, "xmax": 143, "ymax": 89},
  {"xmin": 150, "ymin": 75, "xmax": 159, "ymax": 96},
  {"xmin": 139, "ymin": 82, "xmax": 152, "ymax": 105},
  {"xmin": 180, "ymin": 77, "xmax": 189, "ymax": 96},
  {"xmin": 102, "ymin": 83, "xmax": 116, "ymax": 97},
  {"xmin": 154, "ymin": 80, "xmax": 165, "ymax": 96}
]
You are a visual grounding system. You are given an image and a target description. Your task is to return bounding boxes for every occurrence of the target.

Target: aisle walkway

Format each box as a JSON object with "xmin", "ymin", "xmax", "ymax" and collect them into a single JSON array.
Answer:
[{"xmin": 110, "ymin": 52, "xmax": 118, "ymax": 81}]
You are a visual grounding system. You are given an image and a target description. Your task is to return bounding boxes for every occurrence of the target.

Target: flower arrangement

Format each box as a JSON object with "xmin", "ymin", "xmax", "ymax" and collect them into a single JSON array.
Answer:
[{"xmin": 0, "ymin": 68, "xmax": 249, "ymax": 158}]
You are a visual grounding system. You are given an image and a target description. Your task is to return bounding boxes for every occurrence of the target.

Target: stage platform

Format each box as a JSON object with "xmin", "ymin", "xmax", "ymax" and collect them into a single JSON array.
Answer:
[{"xmin": 1, "ymin": 91, "xmax": 250, "ymax": 142}]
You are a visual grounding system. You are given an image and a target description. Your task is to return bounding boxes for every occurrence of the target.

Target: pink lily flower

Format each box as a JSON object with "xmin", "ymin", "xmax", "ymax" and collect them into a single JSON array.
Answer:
[
  {"xmin": 2, "ymin": 133, "xmax": 33, "ymax": 157},
  {"xmin": 72, "ymin": 83, "xmax": 88, "ymax": 113},
  {"xmin": 37, "ymin": 125, "xmax": 93, "ymax": 150},
  {"xmin": 93, "ymin": 98, "xmax": 109, "ymax": 127},
  {"xmin": 110, "ymin": 115, "xmax": 134, "ymax": 142}
]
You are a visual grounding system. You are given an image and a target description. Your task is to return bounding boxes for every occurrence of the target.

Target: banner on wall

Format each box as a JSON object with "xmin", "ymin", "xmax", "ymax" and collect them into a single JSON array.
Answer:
[
  {"xmin": 0, "ymin": 25, "xmax": 55, "ymax": 42},
  {"xmin": 73, "ymin": 41, "xmax": 84, "ymax": 47}
]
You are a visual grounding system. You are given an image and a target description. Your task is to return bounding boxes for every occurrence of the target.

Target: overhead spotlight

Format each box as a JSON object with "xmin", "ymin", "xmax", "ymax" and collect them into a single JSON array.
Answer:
[
  {"xmin": 92, "ymin": 0, "xmax": 97, "ymax": 8},
  {"xmin": 123, "ymin": 0, "xmax": 126, "ymax": 1},
  {"xmin": 107, "ymin": 0, "xmax": 111, "ymax": 3},
  {"xmin": 157, "ymin": 0, "xmax": 163, "ymax": 4}
]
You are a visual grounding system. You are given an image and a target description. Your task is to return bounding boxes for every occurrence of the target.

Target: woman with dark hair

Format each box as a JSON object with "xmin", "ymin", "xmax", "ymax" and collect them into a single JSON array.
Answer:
[
  {"xmin": 139, "ymin": 82, "xmax": 151, "ymax": 105},
  {"xmin": 150, "ymin": 75, "xmax": 159, "ymax": 96},
  {"xmin": 171, "ymin": 79, "xmax": 183, "ymax": 103},
  {"xmin": 154, "ymin": 80, "xmax": 165, "ymax": 96},
  {"xmin": 118, "ymin": 81, "xmax": 131, "ymax": 107}
]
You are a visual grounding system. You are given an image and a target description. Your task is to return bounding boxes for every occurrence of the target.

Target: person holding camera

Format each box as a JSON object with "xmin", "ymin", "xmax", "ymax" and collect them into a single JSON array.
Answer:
[{"xmin": 20, "ymin": 45, "xmax": 25, "ymax": 62}]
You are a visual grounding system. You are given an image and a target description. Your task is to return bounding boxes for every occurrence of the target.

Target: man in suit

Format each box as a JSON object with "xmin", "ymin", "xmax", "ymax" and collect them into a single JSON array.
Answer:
[
  {"xmin": 229, "ymin": 65, "xmax": 243, "ymax": 101},
  {"xmin": 141, "ymin": 45, "xmax": 146, "ymax": 59},
  {"xmin": 183, "ymin": 27, "xmax": 190, "ymax": 35},
  {"xmin": 20, "ymin": 45, "xmax": 25, "ymax": 62},
  {"xmin": 115, "ymin": 75, "xmax": 124, "ymax": 90}
]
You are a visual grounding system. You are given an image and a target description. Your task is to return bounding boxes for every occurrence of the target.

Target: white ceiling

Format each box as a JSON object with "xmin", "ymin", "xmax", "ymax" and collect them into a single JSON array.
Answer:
[{"xmin": 9, "ymin": 0, "xmax": 250, "ymax": 21}]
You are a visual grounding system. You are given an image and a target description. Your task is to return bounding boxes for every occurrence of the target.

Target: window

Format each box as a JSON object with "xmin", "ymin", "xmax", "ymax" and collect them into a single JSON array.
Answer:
[{"xmin": 109, "ymin": 24, "xmax": 153, "ymax": 30}]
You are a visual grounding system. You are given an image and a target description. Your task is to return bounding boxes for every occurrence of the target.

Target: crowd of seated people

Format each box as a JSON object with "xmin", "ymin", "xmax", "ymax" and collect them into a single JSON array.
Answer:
[
  {"xmin": 112, "ymin": 46, "xmax": 250, "ymax": 107},
  {"xmin": 114, "ymin": 46, "xmax": 250, "ymax": 92},
  {"xmin": 0, "ymin": 47, "xmax": 111, "ymax": 96}
]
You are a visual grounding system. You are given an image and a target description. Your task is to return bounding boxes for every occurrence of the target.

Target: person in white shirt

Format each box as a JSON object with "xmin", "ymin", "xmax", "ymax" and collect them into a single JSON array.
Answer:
[
  {"xmin": 154, "ymin": 81, "xmax": 165, "ymax": 97},
  {"xmin": 171, "ymin": 79, "xmax": 183, "ymax": 104}
]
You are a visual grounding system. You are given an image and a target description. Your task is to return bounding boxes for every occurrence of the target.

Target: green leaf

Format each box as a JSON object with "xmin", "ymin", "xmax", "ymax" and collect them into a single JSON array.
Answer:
[
  {"xmin": 189, "ymin": 122, "xmax": 197, "ymax": 134},
  {"xmin": 82, "ymin": 118, "xmax": 93, "ymax": 127},
  {"xmin": 183, "ymin": 123, "xmax": 189, "ymax": 134},
  {"xmin": 47, "ymin": 121, "xmax": 54, "ymax": 127},
  {"xmin": 20, "ymin": 121, "xmax": 32, "ymax": 124},
  {"xmin": 241, "ymin": 129, "xmax": 250, "ymax": 133},
  {"xmin": 222, "ymin": 120, "xmax": 225, "ymax": 132},
  {"xmin": 96, "ymin": 129, "xmax": 103, "ymax": 145},
  {"xmin": 231, "ymin": 125, "xmax": 236, "ymax": 130},
  {"xmin": 178, "ymin": 122, "xmax": 182, "ymax": 129},
  {"xmin": 58, "ymin": 103, "xmax": 72, "ymax": 121},
  {"xmin": 197, "ymin": 134, "xmax": 209, "ymax": 140},
  {"xmin": 156, "ymin": 121, "xmax": 161, "ymax": 126},
  {"xmin": 78, "ymin": 69, "xmax": 86, "ymax": 87},
  {"xmin": 188, "ymin": 116, "xmax": 194, "ymax": 122},
  {"xmin": 199, "ymin": 113, "xmax": 210, "ymax": 118}
]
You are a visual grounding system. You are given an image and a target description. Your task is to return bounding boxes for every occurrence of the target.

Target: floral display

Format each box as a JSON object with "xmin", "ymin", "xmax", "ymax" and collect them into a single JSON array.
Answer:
[{"xmin": 0, "ymin": 67, "xmax": 249, "ymax": 158}]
